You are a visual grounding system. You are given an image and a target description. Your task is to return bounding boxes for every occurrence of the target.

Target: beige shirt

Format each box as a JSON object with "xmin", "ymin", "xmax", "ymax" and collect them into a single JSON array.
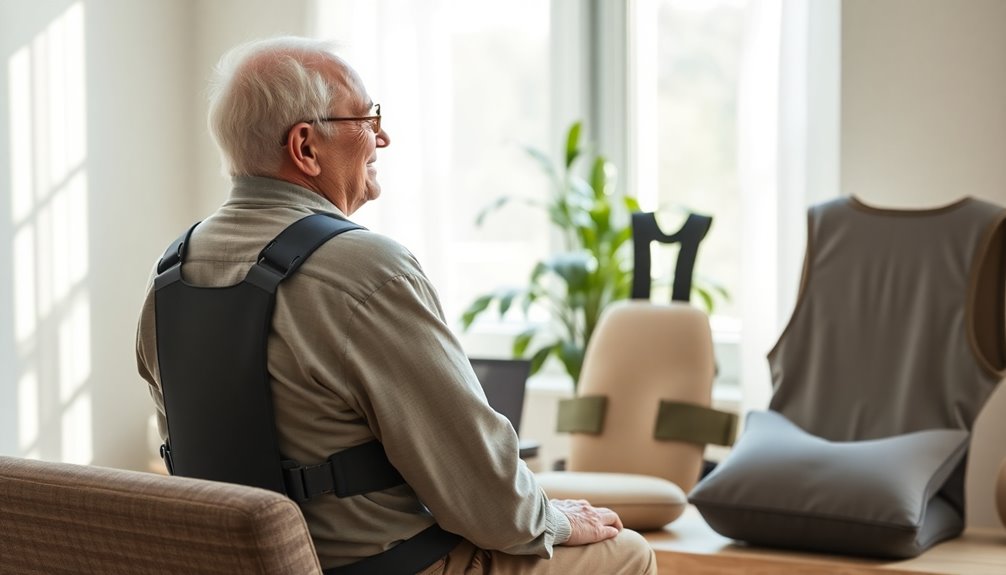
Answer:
[{"xmin": 136, "ymin": 176, "xmax": 570, "ymax": 569}]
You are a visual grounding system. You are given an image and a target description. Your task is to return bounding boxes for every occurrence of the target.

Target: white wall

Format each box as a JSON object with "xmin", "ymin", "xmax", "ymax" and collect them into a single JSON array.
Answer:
[
  {"xmin": 0, "ymin": 0, "xmax": 310, "ymax": 471},
  {"xmin": 190, "ymin": 0, "xmax": 312, "ymax": 217},
  {"xmin": 842, "ymin": 0, "xmax": 1006, "ymax": 529},
  {"xmin": 86, "ymin": 0, "xmax": 197, "ymax": 469},
  {"xmin": 0, "ymin": 0, "xmax": 194, "ymax": 469},
  {"xmin": 0, "ymin": 0, "xmax": 76, "ymax": 461}
]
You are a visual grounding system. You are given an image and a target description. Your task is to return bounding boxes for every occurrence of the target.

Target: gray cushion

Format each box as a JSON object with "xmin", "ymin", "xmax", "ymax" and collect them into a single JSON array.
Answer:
[{"xmin": 688, "ymin": 410, "xmax": 969, "ymax": 558}]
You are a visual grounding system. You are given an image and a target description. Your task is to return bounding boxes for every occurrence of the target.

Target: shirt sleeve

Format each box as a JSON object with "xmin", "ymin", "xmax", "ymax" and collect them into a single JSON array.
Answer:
[
  {"xmin": 341, "ymin": 271, "xmax": 569, "ymax": 556},
  {"xmin": 136, "ymin": 274, "xmax": 169, "ymax": 444}
]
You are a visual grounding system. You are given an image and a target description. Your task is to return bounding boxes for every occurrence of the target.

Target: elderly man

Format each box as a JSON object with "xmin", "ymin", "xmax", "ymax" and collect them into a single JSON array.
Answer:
[{"xmin": 136, "ymin": 37, "xmax": 655, "ymax": 574}]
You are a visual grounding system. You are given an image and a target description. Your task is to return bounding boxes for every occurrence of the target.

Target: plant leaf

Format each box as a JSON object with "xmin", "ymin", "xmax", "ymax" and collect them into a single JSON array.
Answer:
[
  {"xmin": 460, "ymin": 294, "xmax": 494, "ymax": 329},
  {"xmin": 578, "ymin": 226, "xmax": 598, "ymax": 253},
  {"xmin": 547, "ymin": 201, "xmax": 573, "ymax": 231},
  {"xmin": 524, "ymin": 145, "xmax": 558, "ymax": 181},
  {"xmin": 546, "ymin": 252, "xmax": 592, "ymax": 291},
  {"xmin": 530, "ymin": 261, "xmax": 549, "ymax": 284},
  {"xmin": 712, "ymin": 281, "xmax": 732, "ymax": 302},
  {"xmin": 512, "ymin": 326, "xmax": 538, "ymax": 357},
  {"xmin": 694, "ymin": 274, "xmax": 732, "ymax": 304},
  {"xmin": 589, "ymin": 157, "xmax": 610, "ymax": 199},
  {"xmin": 694, "ymin": 285, "xmax": 715, "ymax": 313},
  {"xmin": 475, "ymin": 196, "xmax": 510, "ymax": 227},
  {"xmin": 498, "ymin": 288, "xmax": 520, "ymax": 317},
  {"xmin": 558, "ymin": 341, "xmax": 585, "ymax": 384},
  {"xmin": 623, "ymin": 195, "xmax": 641, "ymax": 213},
  {"xmin": 588, "ymin": 202, "xmax": 612, "ymax": 240},
  {"xmin": 529, "ymin": 343, "xmax": 558, "ymax": 375},
  {"xmin": 565, "ymin": 122, "xmax": 582, "ymax": 169},
  {"xmin": 521, "ymin": 290, "xmax": 538, "ymax": 316},
  {"xmin": 609, "ymin": 226, "xmax": 632, "ymax": 255}
]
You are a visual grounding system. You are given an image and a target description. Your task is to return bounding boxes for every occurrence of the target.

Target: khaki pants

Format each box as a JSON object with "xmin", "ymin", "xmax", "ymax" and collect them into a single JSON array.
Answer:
[{"xmin": 417, "ymin": 529, "xmax": 657, "ymax": 575}]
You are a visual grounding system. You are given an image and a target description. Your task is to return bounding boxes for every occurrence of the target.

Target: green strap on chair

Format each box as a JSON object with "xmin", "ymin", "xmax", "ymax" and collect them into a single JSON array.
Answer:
[
  {"xmin": 654, "ymin": 400, "xmax": 738, "ymax": 446},
  {"xmin": 556, "ymin": 396, "xmax": 607, "ymax": 434}
]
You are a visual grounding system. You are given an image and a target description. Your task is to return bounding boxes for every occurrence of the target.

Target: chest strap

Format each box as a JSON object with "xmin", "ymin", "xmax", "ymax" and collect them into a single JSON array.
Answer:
[{"xmin": 282, "ymin": 440, "xmax": 406, "ymax": 503}]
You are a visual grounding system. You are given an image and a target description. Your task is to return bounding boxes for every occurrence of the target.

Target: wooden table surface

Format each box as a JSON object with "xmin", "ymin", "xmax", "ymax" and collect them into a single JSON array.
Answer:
[{"xmin": 643, "ymin": 507, "xmax": 1006, "ymax": 575}]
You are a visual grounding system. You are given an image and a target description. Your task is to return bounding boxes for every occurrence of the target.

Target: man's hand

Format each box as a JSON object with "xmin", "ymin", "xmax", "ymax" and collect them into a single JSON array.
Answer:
[{"xmin": 551, "ymin": 498, "xmax": 623, "ymax": 546}]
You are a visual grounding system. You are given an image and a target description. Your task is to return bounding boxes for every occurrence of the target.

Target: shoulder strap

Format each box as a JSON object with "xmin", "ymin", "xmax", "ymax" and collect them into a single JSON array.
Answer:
[
  {"xmin": 244, "ymin": 213, "xmax": 365, "ymax": 293},
  {"xmin": 261, "ymin": 213, "xmax": 364, "ymax": 279},
  {"xmin": 157, "ymin": 221, "xmax": 200, "ymax": 274},
  {"xmin": 157, "ymin": 213, "xmax": 364, "ymax": 280}
]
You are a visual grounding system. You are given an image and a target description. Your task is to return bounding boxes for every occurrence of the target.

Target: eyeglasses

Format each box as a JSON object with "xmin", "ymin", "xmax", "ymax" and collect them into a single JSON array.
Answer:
[
  {"xmin": 318, "ymin": 103, "xmax": 381, "ymax": 133},
  {"xmin": 280, "ymin": 104, "xmax": 382, "ymax": 146}
]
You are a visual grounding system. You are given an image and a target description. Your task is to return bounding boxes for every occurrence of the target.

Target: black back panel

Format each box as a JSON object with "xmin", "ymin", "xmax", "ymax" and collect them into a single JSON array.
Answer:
[
  {"xmin": 153, "ymin": 214, "xmax": 363, "ymax": 494},
  {"xmin": 156, "ymin": 280, "xmax": 283, "ymax": 491}
]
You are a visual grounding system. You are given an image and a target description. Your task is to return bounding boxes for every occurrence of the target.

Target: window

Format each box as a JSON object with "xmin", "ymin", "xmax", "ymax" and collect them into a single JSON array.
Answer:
[
  {"xmin": 313, "ymin": 0, "xmax": 552, "ymax": 329},
  {"xmin": 633, "ymin": 0, "xmax": 752, "ymax": 324}
]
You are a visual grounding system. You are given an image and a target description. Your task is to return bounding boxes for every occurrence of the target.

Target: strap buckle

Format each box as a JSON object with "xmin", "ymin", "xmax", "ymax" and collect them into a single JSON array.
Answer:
[
  {"xmin": 258, "ymin": 240, "xmax": 299, "ymax": 279},
  {"xmin": 280, "ymin": 441, "xmax": 406, "ymax": 504},
  {"xmin": 282, "ymin": 459, "xmax": 337, "ymax": 503},
  {"xmin": 159, "ymin": 442, "xmax": 175, "ymax": 475}
]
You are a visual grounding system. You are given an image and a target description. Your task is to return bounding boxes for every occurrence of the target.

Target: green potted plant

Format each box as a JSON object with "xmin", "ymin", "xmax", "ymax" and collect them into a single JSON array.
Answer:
[
  {"xmin": 460, "ymin": 122, "xmax": 637, "ymax": 392},
  {"xmin": 461, "ymin": 121, "xmax": 725, "ymax": 392}
]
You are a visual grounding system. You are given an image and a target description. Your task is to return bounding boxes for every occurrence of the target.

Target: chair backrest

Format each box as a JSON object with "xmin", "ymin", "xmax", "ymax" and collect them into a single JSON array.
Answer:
[
  {"xmin": 470, "ymin": 357, "xmax": 531, "ymax": 434},
  {"xmin": 0, "ymin": 455, "xmax": 322, "ymax": 575},
  {"xmin": 568, "ymin": 300, "xmax": 716, "ymax": 493},
  {"xmin": 630, "ymin": 210, "xmax": 712, "ymax": 302}
]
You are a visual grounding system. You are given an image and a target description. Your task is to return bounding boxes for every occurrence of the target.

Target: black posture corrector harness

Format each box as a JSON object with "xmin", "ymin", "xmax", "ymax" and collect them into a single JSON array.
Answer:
[{"xmin": 154, "ymin": 213, "xmax": 460, "ymax": 575}]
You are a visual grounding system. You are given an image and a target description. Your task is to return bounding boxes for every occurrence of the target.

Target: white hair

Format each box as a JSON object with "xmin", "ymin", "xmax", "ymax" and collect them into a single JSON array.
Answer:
[{"xmin": 207, "ymin": 36, "xmax": 345, "ymax": 177}]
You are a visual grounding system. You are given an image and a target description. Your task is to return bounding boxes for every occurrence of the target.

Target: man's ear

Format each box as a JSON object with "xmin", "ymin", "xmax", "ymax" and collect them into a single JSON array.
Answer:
[{"xmin": 285, "ymin": 123, "xmax": 322, "ymax": 176}]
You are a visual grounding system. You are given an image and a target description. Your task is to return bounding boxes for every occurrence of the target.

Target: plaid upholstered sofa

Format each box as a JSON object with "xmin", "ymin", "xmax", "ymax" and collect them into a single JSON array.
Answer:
[{"xmin": 0, "ymin": 455, "xmax": 323, "ymax": 574}]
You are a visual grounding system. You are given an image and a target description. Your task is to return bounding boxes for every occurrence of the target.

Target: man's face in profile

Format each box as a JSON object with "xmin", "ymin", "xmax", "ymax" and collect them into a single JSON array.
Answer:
[{"xmin": 316, "ymin": 60, "xmax": 390, "ymax": 215}]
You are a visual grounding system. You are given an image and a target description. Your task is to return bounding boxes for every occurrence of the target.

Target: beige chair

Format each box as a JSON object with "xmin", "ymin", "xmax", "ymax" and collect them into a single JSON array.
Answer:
[
  {"xmin": 0, "ymin": 455, "xmax": 322, "ymax": 575},
  {"xmin": 536, "ymin": 300, "xmax": 734, "ymax": 530}
]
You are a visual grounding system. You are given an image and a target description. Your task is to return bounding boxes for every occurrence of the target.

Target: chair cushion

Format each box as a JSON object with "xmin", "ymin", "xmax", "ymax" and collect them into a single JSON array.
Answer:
[
  {"xmin": 688, "ymin": 410, "xmax": 969, "ymax": 558},
  {"xmin": 536, "ymin": 471, "xmax": 687, "ymax": 530}
]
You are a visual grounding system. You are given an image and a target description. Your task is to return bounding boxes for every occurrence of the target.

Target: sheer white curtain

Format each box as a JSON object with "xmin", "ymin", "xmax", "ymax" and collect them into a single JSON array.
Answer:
[
  {"xmin": 737, "ymin": 0, "xmax": 840, "ymax": 413},
  {"xmin": 310, "ymin": 0, "xmax": 553, "ymax": 336}
]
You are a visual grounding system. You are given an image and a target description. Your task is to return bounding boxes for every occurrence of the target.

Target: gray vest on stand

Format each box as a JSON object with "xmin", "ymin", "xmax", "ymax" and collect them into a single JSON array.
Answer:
[
  {"xmin": 769, "ymin": 196, "xmax": 1006, "ymax": 510},
  {"xmin": 689, "ymin": 195, "xmax": 1006, "ymax": 558}
]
